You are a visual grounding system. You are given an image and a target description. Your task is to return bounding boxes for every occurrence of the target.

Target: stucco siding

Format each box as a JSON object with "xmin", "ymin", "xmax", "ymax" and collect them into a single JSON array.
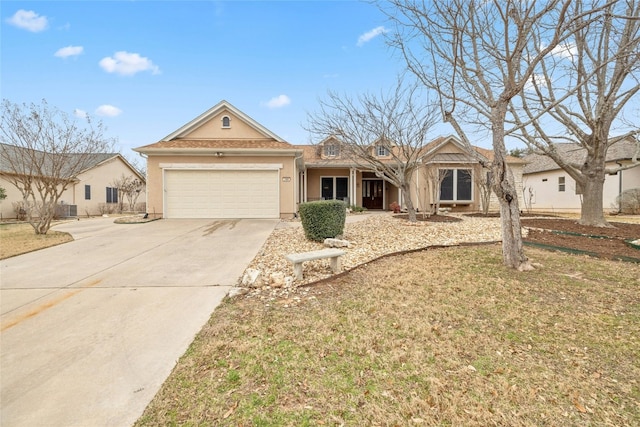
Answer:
[
  {"xmin": 145, "ymin": 154, "xmax": 296, "ymax": 218},
  {"xmin": 0, "ymin": 157, "xmax": 144, "ymax": 219},
  {"xmin": 522, "ymin": 162, "xmax": 640, "ymax": 213},
  {"xmin": 73, "ymin": 157, "xmax": 146, "ymax": 215},
  {"xmin": 182, "ymin": 110, "xmax": 268, "ymax": 140}
]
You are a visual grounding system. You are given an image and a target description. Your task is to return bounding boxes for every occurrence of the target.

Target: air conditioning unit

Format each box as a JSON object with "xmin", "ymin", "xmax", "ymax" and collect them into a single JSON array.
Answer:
[{"xmin": 56, "ymin": 204, "xmax": 78, "ymax": 218}]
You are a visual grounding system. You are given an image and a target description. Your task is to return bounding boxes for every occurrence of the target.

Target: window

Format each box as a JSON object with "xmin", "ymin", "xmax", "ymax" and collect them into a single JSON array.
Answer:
[
  {"xmin": 376, "ymin": 145, "xmax": 389, "ymax": 157},
  {"xmin": 439, "ymin": 169, "xmax": 472, "ymax": 202},
  {"xmin": 324, "ymin": 144, "xmax": 339, "ymax": 157},
  {"xmin": 84, "ymin": 185, "xmax": 91, "ymax": 200},
  {"xmin": 106, "ymin": 187, "xmax": 118, "ymax": 203},
  {"xmin": 558, "ymin": 176, "xmax": 565, "ymax": 192},
  {"xmin": 321, "ymin": 177, "xmax": 349, "ymax": 201},
  {"xmin": 221, "ymin": 116, "xmax": 231, "ymax": 128}
]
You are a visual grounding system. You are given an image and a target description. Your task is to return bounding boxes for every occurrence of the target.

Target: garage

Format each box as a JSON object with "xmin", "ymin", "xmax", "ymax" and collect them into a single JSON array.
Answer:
[{"xmin": 164, "ymin": 168, "xmax": 280, "ymax": 219}]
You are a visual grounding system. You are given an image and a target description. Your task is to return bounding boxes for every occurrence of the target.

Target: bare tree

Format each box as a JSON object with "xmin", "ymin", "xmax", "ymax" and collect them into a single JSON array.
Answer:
[
  {"xmin": 0, "ymin": 99, "xmax": 115, "ymax": 234},
  {"xmin": 306, "ymin": 81, "xmax": 440, "ymax": 222},
  {"xmin": 477, "ymin": 169, "xmax": 493, "ymax": 216},
  {"xmin": 420, "ymin": 163, "xmax": 449, "ymax": 216},
  {"xmin": 384, "ymin": 0, "xmax": 601, "ymax": 270},
  {"xmin": 510, "ymin": 0, "xmax": 640, "ymax": 227},
  {"xmin": 111, "ymin": 174, "xmax": 145, "ymax": 212}
]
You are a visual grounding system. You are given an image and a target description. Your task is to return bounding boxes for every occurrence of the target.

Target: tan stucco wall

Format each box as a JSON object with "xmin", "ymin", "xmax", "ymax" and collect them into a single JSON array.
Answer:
[
  {"xmin": 73, "ymin": 157, "xmax": 146, "ymax": 216},
  {"xmin": 0, "ymin": 158, "xmax": 144, "ymax": 219},
  {"xmin": 305, "ymin": 168, "xmax": 402, "ymax": 210},
  {"xmin": 409, "ymin": 163, "xmax": 483, "ymax": 213},
  {"xmin": 306, "ymin": 168, "xmax": 351, "ymax": 202},
  {"xmin": 182, "ymin": 110, "xmax": 268, "ymax": 140},
  {"xmin": 145, "ymin": 154, "xmax": 297, "ymax": 218}
]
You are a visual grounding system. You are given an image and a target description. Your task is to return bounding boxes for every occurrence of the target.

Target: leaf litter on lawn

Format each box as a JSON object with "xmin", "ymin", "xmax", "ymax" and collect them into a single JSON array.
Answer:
[{"xmin": 136, "ymin": 244, "xmax": 640, "ymax": 427}]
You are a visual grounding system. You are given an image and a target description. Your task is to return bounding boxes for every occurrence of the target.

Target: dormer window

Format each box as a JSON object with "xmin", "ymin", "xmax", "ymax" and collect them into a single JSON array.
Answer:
[
  {"xmin": 376, "ymin": 145, "xmax": 389, "ymax": 157},
  {"xmin": 324, "ymin": 144, "xmax": 339, "ymax": 157},
  {"xmin": 221, "ymin": 116, "xmax": 231, "ymax": 128}
]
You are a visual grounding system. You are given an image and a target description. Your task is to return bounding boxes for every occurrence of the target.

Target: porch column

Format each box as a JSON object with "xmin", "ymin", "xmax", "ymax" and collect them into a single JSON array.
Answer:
[
  {"xmin": 350, "ymin": 168, "xmax": 356, "ymax": 207},
  {"xmin": 302, "ymin": 171, "xmax": 307, "ymax": 203}
]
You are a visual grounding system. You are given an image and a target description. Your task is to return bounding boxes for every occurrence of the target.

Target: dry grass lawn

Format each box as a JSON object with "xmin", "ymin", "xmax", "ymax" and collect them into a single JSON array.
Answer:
[
  {"xmin": 0, "ymin": 222, "xmax": 73, "ymax": 259},
  {"xmin": 136, "ymin": 245, "xmax": 640, "ymax": 427}
]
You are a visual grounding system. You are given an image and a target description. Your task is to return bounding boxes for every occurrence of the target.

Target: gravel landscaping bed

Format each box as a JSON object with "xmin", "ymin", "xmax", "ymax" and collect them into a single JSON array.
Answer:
[{"xmin": 238, "ymin": 213, "xmax": 506, "ymax": 298}]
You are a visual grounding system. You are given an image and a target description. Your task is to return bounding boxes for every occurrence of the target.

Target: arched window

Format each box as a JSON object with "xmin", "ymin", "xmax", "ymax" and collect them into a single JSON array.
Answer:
[{"xmin": 222, "ymin": 116, "xmax": 231, "ymax": 128}]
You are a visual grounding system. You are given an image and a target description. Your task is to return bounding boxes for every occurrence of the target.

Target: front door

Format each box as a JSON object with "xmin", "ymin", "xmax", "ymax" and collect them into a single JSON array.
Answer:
[{"xmin": 362, "ymin": 180, "xmax": 384, "ymax": 210}]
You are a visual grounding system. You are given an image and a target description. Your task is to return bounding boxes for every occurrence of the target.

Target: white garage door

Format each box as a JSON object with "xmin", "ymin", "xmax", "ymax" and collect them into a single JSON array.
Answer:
[{"xmin": 164, "ymin": 169, "xmax": 280, "ymax": 218}]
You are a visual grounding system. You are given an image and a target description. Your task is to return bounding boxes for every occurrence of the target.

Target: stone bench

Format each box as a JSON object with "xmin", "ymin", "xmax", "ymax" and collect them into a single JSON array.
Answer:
[{"xmin": 285, "ymin": 248, "xmax": 346, "ymax": 280}]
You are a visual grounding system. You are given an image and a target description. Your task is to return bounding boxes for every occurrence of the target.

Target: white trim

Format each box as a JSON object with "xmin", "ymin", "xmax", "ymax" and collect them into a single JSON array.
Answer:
[
  {"xmin": 376, "ymin": 145, "xmax": 390, "ymax": 157},
  {"xmin": 349, "ymin": 168, "xmax": 357, "ymax": 207},
  {"xmin": 438, "ymin": 167, "xmax": 474, "ymax": 203},
  {"xmin": 320, "ymin": 175, "xmax": 349, "ymax": 202},
  {"xmin": 159, "ymin": 163, "xmax": 283, "ymax": 170}
]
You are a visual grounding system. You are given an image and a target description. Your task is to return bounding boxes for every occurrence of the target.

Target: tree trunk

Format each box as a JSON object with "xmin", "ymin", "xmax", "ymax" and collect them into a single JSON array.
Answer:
[
  {"xmin": 579, "ymin": 149, "xmax": 609, "ymax": 227},
  {"xmin": 491, "ymin": 107, "xmax": 532, "ymax": 270},
  {"xmin": 401, "ymin": 182, "xmax": 417, "ymax": 222}
]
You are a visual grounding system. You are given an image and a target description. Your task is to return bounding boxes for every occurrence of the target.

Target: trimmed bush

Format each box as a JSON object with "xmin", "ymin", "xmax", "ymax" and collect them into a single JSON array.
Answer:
[{"xmin": 299, "ymin": 200, "xmax": 347, "ymax": 242}]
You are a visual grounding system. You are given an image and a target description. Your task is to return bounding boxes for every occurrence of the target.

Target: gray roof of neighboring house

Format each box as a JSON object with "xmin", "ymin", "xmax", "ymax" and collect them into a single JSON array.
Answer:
[
  {"xmin": 0, "ymin": 143, "xmax": 123, "ymax": 179},
  {"xmin": 522, "ymin": 138, "xmax": 639, "ymax": 174}
]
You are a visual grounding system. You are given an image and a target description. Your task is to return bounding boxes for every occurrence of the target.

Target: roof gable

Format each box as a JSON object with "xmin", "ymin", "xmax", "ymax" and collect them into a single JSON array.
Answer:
[{"xmin": 162, "ymin": 100, "xmax": 285, "ymax": 142}]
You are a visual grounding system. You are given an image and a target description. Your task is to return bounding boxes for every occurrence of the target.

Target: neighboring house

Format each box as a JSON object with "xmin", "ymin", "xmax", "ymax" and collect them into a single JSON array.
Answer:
[
  {"xmin": 522, "ymin": 138, "xmax": 640, "ymax": 213},
  {"xmin": 0, "ymin": 143, "xmax": 146, "ymax": 219},
  {"xmin": 297, "ymin": 135, "xmax": 526, "ymax": 213},
  {"xmin": 134, "ymin": 100, "xmax": 302, "ymax": 219},
  {"xmin": 135, "ymin": 100, "xmax": 526, "ymax": 219}
]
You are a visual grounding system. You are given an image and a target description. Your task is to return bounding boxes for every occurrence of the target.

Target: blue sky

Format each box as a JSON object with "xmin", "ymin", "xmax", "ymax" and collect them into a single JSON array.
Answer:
[{"xmin": 3, "ymin": 0, "xmax": 461, "ymax": 159}]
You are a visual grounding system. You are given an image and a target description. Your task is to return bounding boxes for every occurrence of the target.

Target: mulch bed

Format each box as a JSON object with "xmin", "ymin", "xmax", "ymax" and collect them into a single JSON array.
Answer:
[
  {"xmin": 521, "ymin": 218, "xmax": 640, "ymax": 262},
  {"xmin": 396, "ymin": 214, "xmax": 640, "ymax": 261}
]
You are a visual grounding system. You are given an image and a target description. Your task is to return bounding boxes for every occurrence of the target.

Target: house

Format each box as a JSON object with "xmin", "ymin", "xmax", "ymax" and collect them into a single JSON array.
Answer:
[
  {"xmin": 134, "ymin": 100, "xmax": 301, "ymax": 219},
  {"xmin": 522, "ymin": 138, "xmax": 640, "ymax": 213},
  {"xmin": 0, "ymin": 143, "xmax": 146, "ymax": 219},
  {"xmin": 297, "ymin": 135, "xmax": 526, "ymax": 213},
  {"xmin": 135, "ymin": 100, "xmax": 526, "ymax": 219}
]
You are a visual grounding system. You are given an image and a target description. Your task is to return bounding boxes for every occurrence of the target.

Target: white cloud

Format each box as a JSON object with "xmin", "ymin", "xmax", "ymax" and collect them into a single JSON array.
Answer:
[
  {"xmin": 73, "ymin": 108, "xmax": 88, "ymax": 118},
  {"xmin": 55, "ymin": 45, "xmax": 84, "ymax": 58},
  {"xmin": 265, "ymin": 95, "xmax": 291, "ymax": 109},
  {"xmin": 524, "ymin": 74, "xmax": 547, "ymax": 91},
  {"xmin": 551, "ymin": 43, "xmax": 577, "ymax": 59},
  {"xmin": 95, "ymin": 105, "xmax": 122, "ymax": 117},
  {"xmin": 7, "ymin": 9, "xmax": 48, "ymax": 32},
  {"xmin": 99, "ymin": 51, "xmax": 160, "ymax": 76},
  {"xmin": 541, "ymin": 42, "xmax": 577, "ymax": 59},
  {"xmin": 357, "ymin": 26, "xmax": 387, "ymax": 47}
]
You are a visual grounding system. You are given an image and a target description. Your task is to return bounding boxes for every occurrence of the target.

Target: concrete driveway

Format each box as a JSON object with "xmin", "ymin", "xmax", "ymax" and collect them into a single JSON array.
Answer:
[{"xmin": 0, "ymin": 217, "xmax": 278, "ymax": 427}]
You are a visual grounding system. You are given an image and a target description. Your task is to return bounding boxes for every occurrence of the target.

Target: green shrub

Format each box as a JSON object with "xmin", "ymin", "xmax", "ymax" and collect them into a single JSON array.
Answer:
[{"xmin": 299, "ymin": 200, "xmax": 347, "ymax": 242}]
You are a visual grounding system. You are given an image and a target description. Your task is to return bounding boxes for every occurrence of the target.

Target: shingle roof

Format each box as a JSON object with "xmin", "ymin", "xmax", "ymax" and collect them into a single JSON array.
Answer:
[
  {"xmin": 136, "ymin": 139, "xmax": 295, "ymax": 151},
  {"xmin": 474, "ymin": 146, "xmax": 526, "ymax": 164},
  {"xmin": 523, "ymin": 138, "xmax": 639, "ymax": 174},
  {"xmin": 295, "ymin": 136, "xmax": 525, "ymax": 167},
  {"xmin": 0, "ymin": 143, "xmax": 121, "ymax": 178}
]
